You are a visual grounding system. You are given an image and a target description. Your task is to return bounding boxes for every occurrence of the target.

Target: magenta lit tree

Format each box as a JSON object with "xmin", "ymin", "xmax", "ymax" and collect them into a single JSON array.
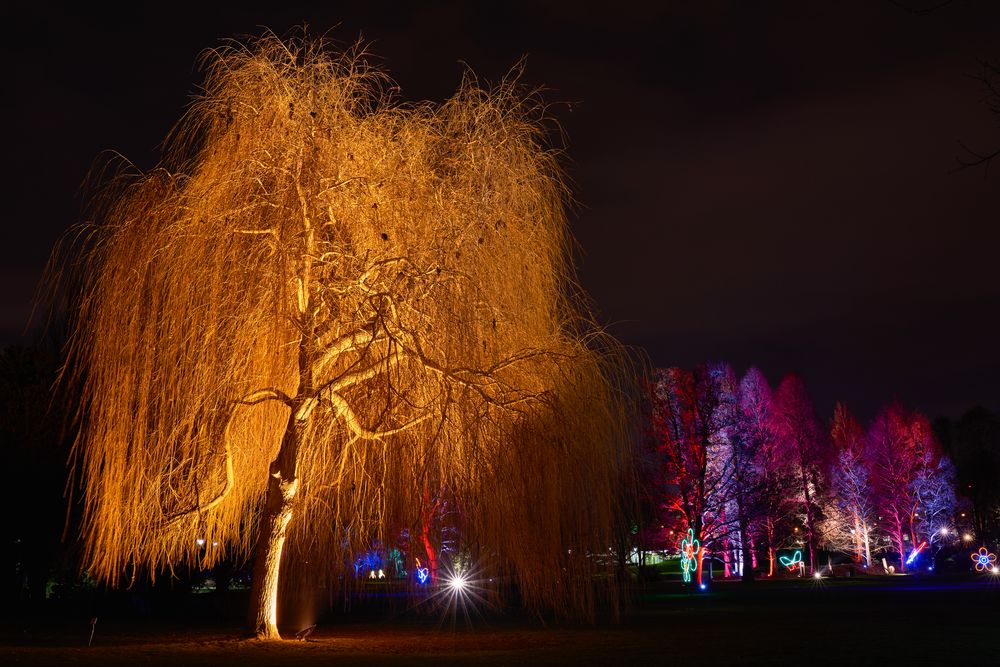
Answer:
[
  {"xmin": 771, "ymin": 374, "xmax": 825, "ymax": 574},
  {"xmin": 728, "ymin": 367, "xmax": 776, "ymax": 581}
]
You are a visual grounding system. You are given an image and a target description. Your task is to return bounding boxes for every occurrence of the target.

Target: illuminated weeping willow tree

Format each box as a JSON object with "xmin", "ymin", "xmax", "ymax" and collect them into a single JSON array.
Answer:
[{"xmin": 51, "ymin": 35, "xmax": 633, "ymax": 639}]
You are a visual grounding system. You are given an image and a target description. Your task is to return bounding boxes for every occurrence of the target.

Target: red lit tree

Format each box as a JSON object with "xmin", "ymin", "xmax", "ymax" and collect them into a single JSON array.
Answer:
[
  {"xmin": 865, "ymin": 403, "xmax": 925, "ymax": 572},
  {"xmin": 651, "ymin": 364, "xmax": 735, "ymax": 586},
  {"xmin": 771, "ymin": 374, "xmax": 825, "ymax": 574}
]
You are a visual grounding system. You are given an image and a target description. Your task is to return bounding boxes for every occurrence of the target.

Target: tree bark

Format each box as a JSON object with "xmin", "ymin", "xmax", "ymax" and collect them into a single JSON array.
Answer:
[
  {"xmin": 862, "ymin": 519, "xmax": 872, "ymax": 568},
  {"xmin": 248, "ymin": 412, "xmax": 302, "ymax": 639},
  {"xmin": 739, "ymin": 514, "xmax": 755, "ymax": 583},
  {"xmin": 722, "ymin": 535, "xmax": 731, "ymax": 578},
  {"xmin": 766, "ymin": 518, "xmax": 776, "ymax": 577},
  {"xmin": 852, "ymin": 513, "xmax": 863, "ymax": 564},
  {"xmin": 799, "ymin": 462, "xmax": 817, "ymax": 574},
  {"xmin": 894, "ymin": 526, "xmax": 906, "ymax": 573},
  {"xmin": 420, "ymin": 487, "xmax": 439, "ymax": 584}
]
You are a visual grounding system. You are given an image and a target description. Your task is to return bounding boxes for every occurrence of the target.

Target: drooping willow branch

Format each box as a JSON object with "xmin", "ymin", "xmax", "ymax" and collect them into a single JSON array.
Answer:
[
  {"xmin": 50, "ymin": 34, "xmax": 639, "ymax": 621},
  {"xmin": 161, "ymin": 388, "xmax": 293, "ymax": 528}
]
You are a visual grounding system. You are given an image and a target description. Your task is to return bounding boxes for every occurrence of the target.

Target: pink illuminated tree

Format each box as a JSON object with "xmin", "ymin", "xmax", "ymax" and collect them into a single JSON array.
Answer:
[
  {"xmin": 771, "ymin": 374, "xmax": 825, "ymax": 574},
  {"xmin": 728, "ymin": 367, "xmax": 775, "ymax": 581},
  {"xmin": 865, "ymin": 403, "xmax": 925, "ymax": 572}
]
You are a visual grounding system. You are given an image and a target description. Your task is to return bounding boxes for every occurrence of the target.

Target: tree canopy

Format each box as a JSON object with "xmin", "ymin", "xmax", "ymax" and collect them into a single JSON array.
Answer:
[{"xmin": 50, "ymin": 34, "xmax": 634, "ymax": 633}]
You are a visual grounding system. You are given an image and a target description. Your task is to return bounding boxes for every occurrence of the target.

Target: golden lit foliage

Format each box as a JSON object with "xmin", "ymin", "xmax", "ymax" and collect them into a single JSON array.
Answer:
[{"xmin": 52, "ymin": 34, "xmax": 634, "ymax": 620}]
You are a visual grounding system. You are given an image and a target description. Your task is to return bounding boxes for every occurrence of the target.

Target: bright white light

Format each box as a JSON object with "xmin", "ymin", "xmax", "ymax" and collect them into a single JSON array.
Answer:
[
  {"xmin": 814, "ymin": 572, "xmax": 822, "ymax": 579},
  {"xmin": 963, "ymin": 534, "xmax": 973, "ymax": 542},
  {"xmin": 699, "ymin": 583, "xmax": 706, "ymax": 591},
  {"xmin": 447, "ymin": 572, "xmax": 468, "ymax": 592},
  {"xmin": 992, "ymin": 567, "xmax": 999, "ymax": 575},
  {"xmin": 939, "ymin": 528, "xmax": 949, "ymax": 536},
  {"xmin": 196, "ymin": 538, "xmax": 205, "ymax": 546}
]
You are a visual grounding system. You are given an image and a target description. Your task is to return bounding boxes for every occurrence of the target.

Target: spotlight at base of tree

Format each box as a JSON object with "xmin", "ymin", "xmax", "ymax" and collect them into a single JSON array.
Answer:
[
  {"xmin": 699, "ymin": 583, "xmax": 706, "ymax": 591},
  {"xmin": 992, "ymin": 567, "xmax": 999, "ymax": 575},
  {"xmin": 447, "ymin": 572, "xmax": 469, "ymax": 592},
  {"xmin": 432, "ymin": 562, "xmax": 492, "ymax": 622},
  {"xmin": 813, "ymin": 571, "xmax": 822, "ymax": 579}
]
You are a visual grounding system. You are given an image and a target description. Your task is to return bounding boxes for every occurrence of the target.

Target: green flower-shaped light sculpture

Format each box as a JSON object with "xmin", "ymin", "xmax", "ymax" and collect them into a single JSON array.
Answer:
[{"xmin": 679, "ymin": 528, "xmax": 700, "ymax": 583}]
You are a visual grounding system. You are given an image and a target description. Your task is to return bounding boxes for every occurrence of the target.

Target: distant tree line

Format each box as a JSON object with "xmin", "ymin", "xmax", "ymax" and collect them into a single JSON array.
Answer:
[
  {"xmin": 5, "ymin": 345, "xmax": 1000, "ymax": 603},
  {"xmin": 641, "ymin": 363, "xmax": 1000, "ymax": 583}
]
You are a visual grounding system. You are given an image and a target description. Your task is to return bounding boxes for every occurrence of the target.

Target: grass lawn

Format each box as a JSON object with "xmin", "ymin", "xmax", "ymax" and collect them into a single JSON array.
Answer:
[{"xmin": 2, "ymin": 574, "xmax": 996, "ymax": 665}]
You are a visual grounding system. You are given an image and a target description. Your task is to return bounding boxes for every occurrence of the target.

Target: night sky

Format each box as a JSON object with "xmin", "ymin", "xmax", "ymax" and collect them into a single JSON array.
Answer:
[{"xmin": 4, "ymin": 2, "xmax": 998, "ymax": 422}]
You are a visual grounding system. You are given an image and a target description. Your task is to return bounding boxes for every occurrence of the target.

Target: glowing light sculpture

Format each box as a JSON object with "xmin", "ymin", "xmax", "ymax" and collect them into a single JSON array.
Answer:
[
  {"xmin": 971, "ymin": 547, "xmax": 997, "ymax": 573},
  {"xmin": 415, "ymin": 558, "xmax": 430, "ymax": 585},
  {"xmin": 905, "ymin": 540, "xmax": 927, "ymax": 566},
  {"xmin": 779, "ymin": 550, "xmax": 803, "ymax": 572},
  {"xmin": 679, "ymin": 528, "xmax": 700, "ymax": 583}
]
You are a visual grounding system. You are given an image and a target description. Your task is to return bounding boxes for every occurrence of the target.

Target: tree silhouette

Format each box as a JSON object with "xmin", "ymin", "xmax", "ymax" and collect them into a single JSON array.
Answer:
[
  {"xmin": 942, "ymin": 408, "xmax": 1000, "ymax": 542},
  {"xmin": 48, "ymin": 35, "xmax": 632, "ymax": 639}
]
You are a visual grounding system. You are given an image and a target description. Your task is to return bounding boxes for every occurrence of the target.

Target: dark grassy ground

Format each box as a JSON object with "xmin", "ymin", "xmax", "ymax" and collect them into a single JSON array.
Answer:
[{"xmin": 3, "ymin": 574, "xmax": 998, "ymax": 665}]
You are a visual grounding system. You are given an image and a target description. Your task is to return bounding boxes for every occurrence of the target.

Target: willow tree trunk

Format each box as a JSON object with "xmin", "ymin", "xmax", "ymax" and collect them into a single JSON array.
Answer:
[
  {"xmin": 247, "ymin": 155, "xmax": 317, "ymax": 640},
  {"xmin": 248, "ymin": 411, "xmax": 302, "ymax": 639}
]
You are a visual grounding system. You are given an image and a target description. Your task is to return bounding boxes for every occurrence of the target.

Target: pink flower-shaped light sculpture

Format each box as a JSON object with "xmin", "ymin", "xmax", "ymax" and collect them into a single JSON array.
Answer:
[{"xmin": 971, "ymin": 546, "xmax": 996, "ymax": 572}]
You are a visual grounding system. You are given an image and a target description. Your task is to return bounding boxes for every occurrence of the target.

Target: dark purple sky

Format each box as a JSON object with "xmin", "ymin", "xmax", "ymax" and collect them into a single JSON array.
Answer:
[{"xmin": 4, "ymin": 1, "xmax": 998, "ymax": 422}]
